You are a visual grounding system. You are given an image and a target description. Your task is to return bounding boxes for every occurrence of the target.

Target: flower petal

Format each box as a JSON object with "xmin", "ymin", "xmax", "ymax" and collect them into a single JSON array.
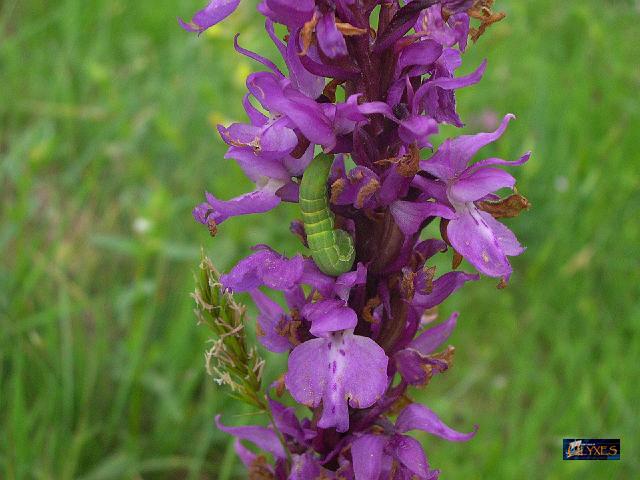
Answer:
[
  {"xmin": 215, "ymin": 415, "xmax": 286, "ymax": 459},
  {"xmin": 179, "ymin": 0, "xmax": 241, "ymax": 33},
  {"xmin": 412, "ymin": 271, "xmax": 479, "ymax": 310},
  {"xmin": 268, "ymin": 398, "xmax": 305, "ymax": 443},
  {"xmin": 420, "ymin": 113, "xmax": 515, "ymax": 179},
  {"xmin": 249, "ymin": 290, "xmax": 292, "ymax": 352},
  {"xmin": 395, "ymin": 403, "xmax": 477, "ymax": 442},
  {"xmin": 478, "ymin": 210, "xmax": 525, "ymax": 256},
  {"xmin": 334, "ymin": 263, "xmax": 367, "ymax": 301},
  {"xmin": 331, "ymin": 166, "xmax": 381, "ymax": 209},
  {"xmin": 395, "ymin": 347, "xmax": 453, "ymax": 386},
  {"xmin": 300, "ymin": 258, "xmax": 336, "ymax": 297},
  {"xmin": 396, "ymin": 39, "xmax": 443, "ymax": 76},
  {"xmin": 224, "ymin": 146, "xmax": 292, "ymax": 181},
  {"xmin": 389, "ymin": 434, "xmax": 432, "ymax": 478},
  {"xmin": 263, "ymin": 0, "xmax": 315, "ymax": 28},
  {"xmin": 303, "ymin": 299, "xmax": 358, "ymax": 337},
  {"xmin": 352, "ymin": 434, "xmax": 387, "ymax": 480},
  {"xmin": 316, "ymin": 12, "xmax": 348, "ymax": 58},
  {"xmin": 469, "ymin": 150, "xmax": 531, "ymax": 171},
  {"xmin": 410, "ymin": 311, "xmax": 458, "ymax": 354},
  {"xmin": 285, "ymin": 332, "xmax": 388, "ymax": 432},
  {"xmin": 220, "ymin": 246, "xmax": 304, "ymax": 292},
  {"xmin": 398, "ymin": 115, "xmax": 439, "ymax": 149},
  {"xmin": 449, "ymin": 167, "xmax": 516, "ymax": 203},
  {"xmin": 192, "ymin": 184, "xmax": 283, "ymax": 226},
  {"xmin": 390, "ymin": 200, "xmax": 456, "ymax": 236},
  {"xmin": 234, "ymin": 439, "xmax": 260, "ymax": 469},
  {"xmin": 446, "ymin": 207, "xmax": 514, "ymax": 278},
  {"xmin": 289, "ymin": 453, "xmax": 324, "ymax": 479},
  {"xmin": 284, "ymin": 30, "xmax": 326, "ymax": 99},
  {"xmin": 285, "ymin": 338, "xmax": 327, "ymax": 408},
  {"xmin": 282, "ymin": 87, "xmax": 337, "ymax": 148}
]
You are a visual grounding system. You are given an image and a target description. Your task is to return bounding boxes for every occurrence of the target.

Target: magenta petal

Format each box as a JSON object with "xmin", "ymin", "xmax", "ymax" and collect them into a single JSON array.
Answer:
[
  {"xmin": 285, "ymin": 332, "xmax": 388, "ymax": 432},
  {"xmin": 282, "ymin": 88, "xmax": 337, "ymax": 148},
  {"xmin": 449, "ymin": 167, "xmax": 516, "ymax": 203},
  {"xmin": 469, "ymin": 150, "xmax": 531, "ymax": 171},
  {"xmin": 398, "ymin": 115, "xmax": 439, "ymax": 148},
  {"xmin": 289, "ymin": 453, "xmax": 324, "ymax": 479},
  {"xmin": 334, "ymin": 263, "xmax": 367, "ymax": 301},
  {"xmin": 395, "ymin": 403, "xmax": 478, "ymax": 442},
  {"xmin": 395, "ymin": 347, "xmax": 451, "ymax": 385},
  {"xmin": 234, "ymin": 34, "xmax": 284, "ymax": 76},
  {"xmin": 409, "ymin": 311, "xmax": 458, "ymax": 354},
  {"xmin": 285, "ymin": 338, "xmax": 326, "ymax": 407},
  {"xmin": 316, "ymin": 12, "xmax": 348, "ymax": 58},
  {"xmin": 268, "ymin": 399, "xmax": 305, "ymax": 443},
  {"xmin": 246, "ymin": 72, "xmax": 286, "ymax": 112},
  {"xmin": 224, "ymin": 147, "xmax": 291, "ymax": 182},
  {"xmin": 303, "ymin": 300, "xmax": 358, "ymax": 337},
  {"xmin": 447, "ymin": 207, "xmax": 514, "ymax": 278},
  {"xmin": 396, "ymin": 39, "xmax": 443, "ymax": 75},
  {"xmin": 249, "ymin": 290, "xmax": 292, "ymax": 353},
  {"xmin": 215, "ymin": 415, "xmax": 286, "ymax": 459},
  {"xmin": 389, "ymin": 434, "xmax": 431, "ymax": 478},
  {"xmin": 416, "ymin": 5, "xmax": 467, "ymax": 50},
  {"xmin": 412, "ymin": 271, "xmax": 479, "ymax": 310},
  {"xmin": 420, "ymin": 113, "xmax": 515, "ymax": 179},
  {"xmin": 300, "ymin": 259, "xmax": 336, "ymax": 297},
  {"xmin": 264, "ymin": 0, "xmax": 315, "ymax": 27},
  {"xmin": 179, "ymin": 0, "xmax": 241, "ymax": 33},
  {"xmin": 352, "ymin": 434, "xmax": 387, "ymax": 480},
  {"xmin": 478, "ymin": 210, "xmax": 525, "ymax": 256},
  {"xmin": 412, "ymin": 176, "xmax": 449, "ymax": 204},
  {"xmin": 419, "ymin": 59, "xmax": 486, "ymax": 93},
  {"xmin": 390, "ymin": 200, "xmax": 456, "ymax": 236},
  {"xmin": 234, "ymin": 439, "xmax": 260, "ymax": 469},
  {"xmin": 192, "ymin": 186, "xmax": 282, "ymax": 225},
  {"xmin": 220, "ymin": 246, "xmax": 304, "ymax": 292},
  {"xmin": 283, "ymin": 29, "xmax": 326, "ymax": 99},
  {"xmin": 259, "ymin": 122, "xmax": 299, "ymax": 158},
  {"xmin": 415, "ymin": 238, "xmax": 448, "ymax": 262},
  {"xmin": 358, "ymin": 100, "xmax": 395, "ymax": 118},
  {"xmin": 218, "ymin": 122, "xmax": 261, "ymax": 148},
  {"xmin": 242, "ymin": 94, "xmax": 268, "ymax": 126}
]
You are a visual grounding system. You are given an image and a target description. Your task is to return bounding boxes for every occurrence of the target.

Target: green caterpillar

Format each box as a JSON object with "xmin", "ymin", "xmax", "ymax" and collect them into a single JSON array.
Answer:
[{"xmin": 300, "ymin": 153, "xmax": 355, "ymax": 276}]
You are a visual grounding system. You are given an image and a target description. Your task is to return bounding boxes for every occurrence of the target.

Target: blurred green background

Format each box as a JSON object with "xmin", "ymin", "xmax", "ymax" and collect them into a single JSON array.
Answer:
[{"xmin": 1, "ymin": 0, "xmax": 639, "ymax": 478}]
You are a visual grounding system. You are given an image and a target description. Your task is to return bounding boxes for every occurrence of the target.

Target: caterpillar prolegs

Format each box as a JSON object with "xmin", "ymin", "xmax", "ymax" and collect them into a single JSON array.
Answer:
[{"xmin": 299, "ymin": 153, "xmax": 355, "ymax": 276}]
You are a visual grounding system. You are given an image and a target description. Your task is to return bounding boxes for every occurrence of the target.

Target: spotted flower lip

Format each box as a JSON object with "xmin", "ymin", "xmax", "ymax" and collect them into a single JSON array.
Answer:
[{"xmin": 285, "ymin": 330, "xmax": 389, "ymax": 433}]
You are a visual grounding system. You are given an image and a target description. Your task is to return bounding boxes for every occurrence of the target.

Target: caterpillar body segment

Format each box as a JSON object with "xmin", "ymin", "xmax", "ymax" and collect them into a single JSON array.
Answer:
[{"xmin": 300, "ymin": 153, "xmax": 355, "ymax": 276}]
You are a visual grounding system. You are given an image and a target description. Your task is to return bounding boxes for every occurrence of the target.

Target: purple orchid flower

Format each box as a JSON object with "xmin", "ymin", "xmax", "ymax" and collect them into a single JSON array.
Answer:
[
  {"xmin": 351, "ymin": 402, "xmax": 477, "ymax": 479},
  {"xmin": 420, "ymin": 114, "xmax": 531, "ymax": 280},
  {"xmin": 286, "ymin": 329, "xmax": 389, "ymax": 432},
  {"xmin": 395, "ymin": 311, "xmax": 458, "ymax": 385}
]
